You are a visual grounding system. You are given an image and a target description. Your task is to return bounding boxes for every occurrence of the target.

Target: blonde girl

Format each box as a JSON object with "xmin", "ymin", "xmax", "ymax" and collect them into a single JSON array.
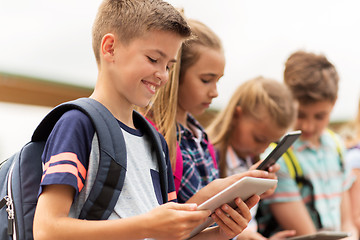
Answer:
[
  {"xmin": 207, "ymin": 76, "xmax": 297, "ymax": 240},
  {"xmin": 143, "ymin": 18, "xmax": 274, "ymax": 239},
  {"xmin": 207, "ymin": 76, "xmax": 297, "ymax": 177}
]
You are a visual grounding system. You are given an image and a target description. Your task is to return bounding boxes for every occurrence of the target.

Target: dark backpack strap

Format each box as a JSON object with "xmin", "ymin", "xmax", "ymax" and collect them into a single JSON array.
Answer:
[
  {"xmin": 283, "ymin": 148, "xmax": 323, "ymax": 229},
  {"xmin": 327, "ymin": 129, "xmax": 344, "ymax": 171},
  {"xmin": 259, "ymin": 144, "xmax": 323, "ymax": 236},
  {"xmin": 133, "ymin": 111, "xmax": 168, "ymax": 203},
  {"xmin": 33, "ymin": 98, "xmax": 127, "ymax": 220}
]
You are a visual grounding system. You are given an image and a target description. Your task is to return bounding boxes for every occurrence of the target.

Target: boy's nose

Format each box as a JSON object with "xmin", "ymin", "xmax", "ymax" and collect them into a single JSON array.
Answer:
[
  {"xmin": 154, "ymin": 68, "xmax": 169, "ymax": 85},
  {"xmin": 301, "ymin": 120, "xmax": 315, "ymax": 132},
  {"xmin": 209, "ymin": 84, "xmax": 218, "ymax": 98},
  {"xmin": 257, "ymin": 143, "xmax": 270, "ymax": 155}
]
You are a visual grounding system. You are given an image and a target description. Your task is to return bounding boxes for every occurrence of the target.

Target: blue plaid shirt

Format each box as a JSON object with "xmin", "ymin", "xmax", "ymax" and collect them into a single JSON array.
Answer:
[{"xmin": 177, "ymin": 114, "xmax": 219, "ymax": 203}]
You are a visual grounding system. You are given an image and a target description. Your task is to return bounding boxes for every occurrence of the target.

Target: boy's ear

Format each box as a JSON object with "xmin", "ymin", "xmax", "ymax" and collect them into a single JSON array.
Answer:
[
  {"xmin": 101, "ymin": 33, "xmax": 115, "ymax": 63},
  {"xmin": 234, "ymin": 105, "xmax": 242, "ymax": 118}
]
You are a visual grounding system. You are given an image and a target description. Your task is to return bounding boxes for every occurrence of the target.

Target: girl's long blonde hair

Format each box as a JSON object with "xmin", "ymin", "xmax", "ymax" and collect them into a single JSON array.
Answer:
[
  {"xmin": 207, "ymin": 76, "xmax": 297, "ymax": 177},
  {"xmin": 142, "ymin": 18, "xmax": 223, "ymax": 169}
]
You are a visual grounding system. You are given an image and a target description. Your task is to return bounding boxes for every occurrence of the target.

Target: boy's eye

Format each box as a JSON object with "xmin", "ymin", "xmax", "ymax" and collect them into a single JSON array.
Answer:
[
  {"xmin": 201, "ymin": 78, "xmax": 210, "ymax": 84},
  {"xmin": 254, "ymin": 138, "xmax": 265, "ymax": 144},
  {"xmin": 147, "ymin": 56, "xmax": 157, "ymax": 63},
  {"xmin": 298, "ymin": 112, "xmax": 306, "ymax": 119},
  {"xmin": 315, "ymin": 114, "xmax": 326, "ymax": 120},
  {"xmin": 166, "ymin": 63, "xmax": 175, "ymax": 72}
]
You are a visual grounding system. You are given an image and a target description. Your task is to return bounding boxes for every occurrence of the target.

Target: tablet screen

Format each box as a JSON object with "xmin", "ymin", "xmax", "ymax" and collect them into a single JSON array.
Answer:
[
  {"xmin": 286, "ymin": 231, "xmax": 350, "ymax": 240},
  {"xmin": 187, "ymin": 177, "xmax": 278, "ymax": 239}
]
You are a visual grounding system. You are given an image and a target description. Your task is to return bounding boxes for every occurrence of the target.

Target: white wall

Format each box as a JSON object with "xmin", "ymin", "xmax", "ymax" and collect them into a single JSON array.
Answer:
[
  {"xmin": 0, "ymin": 102, "xmax": 51, "ymax": 161},
  {"xmin": 1, "ymin": 0, "xmax": 360, "ymax": 159},
  {"xmin": 1, "ymin": 1, "xmax": 360, "ymax": 123}
]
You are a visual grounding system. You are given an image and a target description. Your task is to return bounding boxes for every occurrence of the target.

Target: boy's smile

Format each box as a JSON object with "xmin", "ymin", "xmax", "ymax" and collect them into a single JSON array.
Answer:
[{"xmin": 104, "ymin": 30, "xmax": 183, "ymax": 109}]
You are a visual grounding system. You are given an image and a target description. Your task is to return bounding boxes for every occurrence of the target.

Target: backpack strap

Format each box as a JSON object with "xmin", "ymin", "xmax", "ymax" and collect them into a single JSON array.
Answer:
[
  {"xmin": 174, "ymin": 143, "xmax": 183, "ymax": 194},
  {"xmin": 261, "ymin": 132, "xmax": 343, "ymax": 234},
  {"xmin": 33, "ymin": 98, "xmax": 127, "ymax": 220},
  {"xmin": 273, "ymin": 142, "xmax": 303, "ymax": 188},
  {"xmin": 272, "ymin": 142, "xmax": 324, "ymax": 229},
  {"xmin": 174, "ymin": 138, "xmax": 218, "ymax": 193},
  {"xmin": 133, "ymin": 111, "xmax": 168, "ymax": 203},
  {"xmin": 205, "ymin": 140, "xmax": 218, "ymax": 169},
  {"xmin": 326, "ymin": 129, "xmax": 344, "ymax": 171}
]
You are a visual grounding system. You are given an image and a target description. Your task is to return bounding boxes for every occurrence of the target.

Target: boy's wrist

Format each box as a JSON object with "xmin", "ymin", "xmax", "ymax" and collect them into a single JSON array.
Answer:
[{"xmin": 131, "ymin": 214, "xmax": 152, "ymax": 238}]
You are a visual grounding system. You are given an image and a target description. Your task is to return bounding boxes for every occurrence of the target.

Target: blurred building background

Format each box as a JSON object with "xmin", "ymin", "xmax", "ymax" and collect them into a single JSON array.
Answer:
[{"xmin": 1, "ymin": 0, "xmax": 359, "ymax": 160}]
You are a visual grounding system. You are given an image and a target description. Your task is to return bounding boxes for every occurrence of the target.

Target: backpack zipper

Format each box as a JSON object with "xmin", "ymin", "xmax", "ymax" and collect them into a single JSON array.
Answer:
[{"xmin": 6, "ymin": 161, "xmax": 17, "ymax": 240}]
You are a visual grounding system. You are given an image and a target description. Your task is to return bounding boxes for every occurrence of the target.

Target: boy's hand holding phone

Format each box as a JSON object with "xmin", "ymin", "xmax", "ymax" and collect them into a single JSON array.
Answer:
[{"xmin": 252, "ymin": 130, "xmax": 301, "ymax": 198}]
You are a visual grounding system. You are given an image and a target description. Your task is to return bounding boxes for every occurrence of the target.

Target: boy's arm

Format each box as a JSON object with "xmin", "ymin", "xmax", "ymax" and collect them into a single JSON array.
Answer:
[
  {"xmin": 269, "ymin": 200, "xmax": 316, "ymax": 236},
  {"xmin": 34, "ymin": 184, "xmax": 210, "ymax": 240},
  {"xmin": 349, "ymin": 169, "xmax": 360, "ymax": 231},
  {"xmin": 340, "ymin": 189, "xmax": 359, "ymax": 240},
  {"xmin": 191, "ymin": 195, "xmax": 259, "ymax": 240}
]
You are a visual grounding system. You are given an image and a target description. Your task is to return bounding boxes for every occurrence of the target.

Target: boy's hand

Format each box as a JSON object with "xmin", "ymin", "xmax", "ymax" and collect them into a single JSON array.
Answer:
[
  {"xmin": 269, "ymin": 230, "xmax": 296, "ymax": 240},
  {"xmin": 250, "ymin": 162, "xmax": 280, "ymax": 199},
  {"xmin": 235, "ymin": 229, "xmax": 295, "ymax": 240},
  {"xmin": 144, "ymin": 202, "xmax": 210, "ymax": 240},
  {"xmin": 211, "ymin": 195, "xmax": 260, "ymax": 239},
  {"xmin": 235, "ymin": 230, "xmax": 267, "ymax": 240}
]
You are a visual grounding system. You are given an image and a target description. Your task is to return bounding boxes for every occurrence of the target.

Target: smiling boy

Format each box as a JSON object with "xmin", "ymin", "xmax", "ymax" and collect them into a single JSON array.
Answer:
[
  {"xmin": 33, "ymin": 1, "xmax": 260, "ymax": 240},
  {"xmin": 32, "ymin": 1, "xmax": 209, "ymax": 239}
]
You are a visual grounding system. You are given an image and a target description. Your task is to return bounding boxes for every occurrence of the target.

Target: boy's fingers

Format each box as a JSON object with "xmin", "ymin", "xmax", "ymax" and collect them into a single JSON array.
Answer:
[
  {"xmin": 163, "ymin": 202, "xmax": 211, "ymax": 220},
  {"xmin": 211, "ymin": 211, "xmax": 234, "ymax": 236},
  {"xmin": 226, "ymin": 170, "xmax": 269, "ymax": 186},
  {"xmin": 212, "ymin": 204, "xmax": 248, "ymax": 237},
  {"xmin": 244, "ymin": 195, "xmax": 260, "ymax": 209},
  {"xmin": 240, "ymin": 170, "xmax": 269, "ymax": 179},
  {"xmin": 268, "ymin": 163, "xmax": 280, "ymax": 173},
  {"xmin": 163, "ymin": 202, "xmax": 198, "ymax": 211}
]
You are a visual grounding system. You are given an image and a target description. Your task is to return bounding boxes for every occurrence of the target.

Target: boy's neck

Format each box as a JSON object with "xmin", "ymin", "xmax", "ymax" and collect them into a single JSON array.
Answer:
[
  {"xmin": 176, "ymin": 107, "xmax": 188, "ymax": 127},
  {"xmin": 90, "ymin": 88, "xmax": 135, "ymax": 128}
]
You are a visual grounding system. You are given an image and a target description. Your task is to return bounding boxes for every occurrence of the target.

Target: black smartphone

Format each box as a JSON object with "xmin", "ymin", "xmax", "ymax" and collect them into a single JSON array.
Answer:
[{"xmin": 256, "ymin": 130, "xmax": 301, "ymax": 171}]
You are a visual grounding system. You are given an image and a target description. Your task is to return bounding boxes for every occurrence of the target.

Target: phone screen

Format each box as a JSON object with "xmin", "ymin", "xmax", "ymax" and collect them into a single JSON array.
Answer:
[{"xmin": 256, "ymin": 130, "xmax": 301, "ymax": 171}]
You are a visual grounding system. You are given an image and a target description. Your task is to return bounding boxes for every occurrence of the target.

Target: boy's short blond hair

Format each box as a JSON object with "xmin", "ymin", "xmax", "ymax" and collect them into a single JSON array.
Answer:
[
  {"xmin": 92, "ymin": 0, "xmax": 191, "ymax": 65},
  {"xmin": 284, "ymin": 51, "xmax": 339, "ymax": 104}
]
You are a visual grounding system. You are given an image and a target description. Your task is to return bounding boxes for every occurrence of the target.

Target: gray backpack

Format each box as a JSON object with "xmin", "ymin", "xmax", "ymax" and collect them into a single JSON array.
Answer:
[{"xmin": 0, "ymin": 98, "xmax": 168, "ymax": 240}]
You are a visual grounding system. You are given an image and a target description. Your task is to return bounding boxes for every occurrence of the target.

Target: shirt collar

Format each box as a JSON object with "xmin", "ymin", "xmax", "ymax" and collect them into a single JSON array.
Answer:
[
  {"xmin": 294, "ymin": 131, "xmax": 331, "ymax": 152},
  {"xmin": 177, "ymin": 114, "xmax": 208, "ymax": 141}
]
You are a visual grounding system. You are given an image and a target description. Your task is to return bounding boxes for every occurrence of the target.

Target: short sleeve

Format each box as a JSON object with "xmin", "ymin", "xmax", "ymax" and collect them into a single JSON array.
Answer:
[
  {"xmin": 39, "ymin": 110, "xmax": 95, "ymax": 198},
  {"xmin": 261, "ymin": 147, "xmax": 302, "ymax": 204},
  {"xmin": 160, "ymin": 134, "xmax": 177, "ymax": 203},
  {"xmin": 346, "ymin": 148, "xmax": 360, "ymax": 170}
]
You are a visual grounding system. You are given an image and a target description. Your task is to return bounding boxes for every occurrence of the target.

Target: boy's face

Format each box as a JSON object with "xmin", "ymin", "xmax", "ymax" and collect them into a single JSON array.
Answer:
[
  {"xmin": 229, "ymin": 107, "xmax": 286, "ymax": 159},
  {"xmin": 295, "ymin": 100, "xmax": 335, "ymax": 144},
  {"xmin": 177, "ymin": 46, "xmax": 225, "ymax": 116},
  {"xmin": 107, "ymin": 30, "xmax": 183, "ymax": 108}
]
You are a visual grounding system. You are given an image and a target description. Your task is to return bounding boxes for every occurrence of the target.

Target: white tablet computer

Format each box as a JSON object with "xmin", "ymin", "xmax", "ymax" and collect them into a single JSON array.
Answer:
[
  {"xmin": 286, "ymin": 231, "xmax": 350, "ymax": 240},
  {"xmin": 187, "ymin": 177, "xmax": 278, "ymax": 239}
]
